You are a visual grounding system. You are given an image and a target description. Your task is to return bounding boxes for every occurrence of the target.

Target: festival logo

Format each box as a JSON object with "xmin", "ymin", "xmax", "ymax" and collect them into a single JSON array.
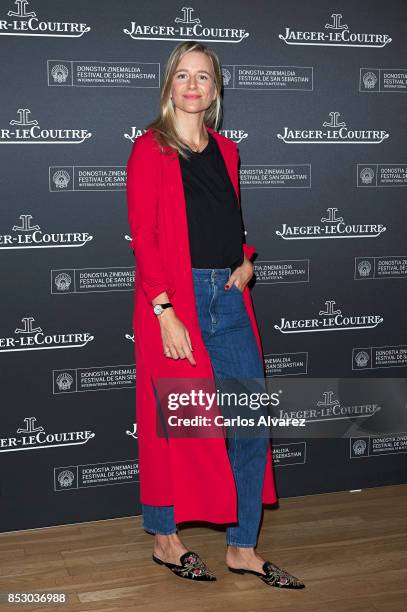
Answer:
[
  {"xmin": 351, "ymin": 438, "xmax": 368, "ymax": 456},
  {"xmin": 357, "ymin": 164, "xmax": 407, "ymax": 187},
  {"xmin": 254, "ymin": 260, "xmax": 309, "ymax": 283},
  {"xmin": 355, "ymin": 256, "xmax": 407, "ymax": 280},
  {"xmin": 240, "ymin": 164, "xmax": 311, "ymax": 188},
  {"xmin": 350, "ymin": 435, "xmax": 407, "ymax": 457},
  {"xmin": 53, "ymin": 364, "xmax": 136, "ymax": 393},
  {"xmin": 221, "ymin": 65, "xmax": 313, "ymax": 90},
  {"xmin": 273, "ymin": 442, "xmax": 306, "ymax": 466},
  {"xmin": 353, "ymin": 345, "xmax": 407, "ymax": 370},
  {"xmin": 47, "ymin": 60, "xmax": 159, "ymax": 88},
  {"xmin": 264, "ymin": 352, "xmax": 308, "ymax": 377},
  {"xmin": 360, "ymin": 68, "xmax": 407, "ymax": 92},
  {"xmin": 49, "ymin": 166, "xmax": 126, "ymax": 191},
  {"xmin": 51, "ymin": 268, "xmax": 134, "ymax": 293},
  {"xmin": 54, "ymin": 460, "xmax": 139, "ymax": 489}
]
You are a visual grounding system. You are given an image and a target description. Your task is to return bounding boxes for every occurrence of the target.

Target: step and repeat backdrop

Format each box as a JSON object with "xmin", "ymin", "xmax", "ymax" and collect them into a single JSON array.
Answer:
[{"xmin": 1, "ymin": 0, "xmax": 406, "ymax": 532}]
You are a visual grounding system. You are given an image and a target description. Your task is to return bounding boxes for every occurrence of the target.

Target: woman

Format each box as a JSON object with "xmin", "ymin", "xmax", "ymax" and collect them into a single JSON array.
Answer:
[{"xmin": 126, "ymin": 40, "xmax": 305, "ymax": 590}]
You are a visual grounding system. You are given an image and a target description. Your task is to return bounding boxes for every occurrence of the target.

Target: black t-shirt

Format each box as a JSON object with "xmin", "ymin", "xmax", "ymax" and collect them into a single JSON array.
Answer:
[{"xmin": 178, "ymin": 132, "xmax": 244, "ymax": 272}]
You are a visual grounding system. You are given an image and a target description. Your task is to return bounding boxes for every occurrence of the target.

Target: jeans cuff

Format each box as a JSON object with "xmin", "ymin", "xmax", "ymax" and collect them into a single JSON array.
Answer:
[
  {"xmin": 227, "ymin": 541, "xmax": 256, "ymax": 548},
  {"xmin": 143, "ymin": 526, "xmax": 177, "ymax": 536}
]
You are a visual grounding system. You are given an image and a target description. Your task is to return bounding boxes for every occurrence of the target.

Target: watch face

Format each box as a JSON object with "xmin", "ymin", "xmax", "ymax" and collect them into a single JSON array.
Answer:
[{"xmin": 153, "ymin": 304, "xmax": 163, "ymax": 315}]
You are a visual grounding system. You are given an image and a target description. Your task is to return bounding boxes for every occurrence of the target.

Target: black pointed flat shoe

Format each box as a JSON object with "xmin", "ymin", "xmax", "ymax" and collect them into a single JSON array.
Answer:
[
  {"xmin": 228, "ymin": 560, "xmax": 305, "ymax": 589},
  {"xmin": 152, "ymin": 550, "xmax": 217, "ymax": 581}
]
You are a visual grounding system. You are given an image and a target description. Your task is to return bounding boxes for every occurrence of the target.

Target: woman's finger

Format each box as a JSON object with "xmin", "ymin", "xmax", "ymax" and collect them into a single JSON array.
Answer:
[
  {"xmin": 184, "ymin": 346, "xmax": 197, "ymax": 365},
  {"xmin": 168, "ymin": 344, "xmax": 179, "ymax": 359},
  {"xmin": 177, "ymin": 347, "xmax": 186, "ymax": 359},
  {"xmin": 224, "ymin": 275, "xmax": 236, "ymax": 289},
  {"xmin": 184, "ymin": 329, "xmax": 194, "ymax": 352}
]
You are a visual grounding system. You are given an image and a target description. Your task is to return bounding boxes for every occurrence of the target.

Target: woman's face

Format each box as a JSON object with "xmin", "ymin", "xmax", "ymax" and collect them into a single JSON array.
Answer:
[{"xmin": 170, "ymin": 51, "xmax": 217, "ymax": 116}]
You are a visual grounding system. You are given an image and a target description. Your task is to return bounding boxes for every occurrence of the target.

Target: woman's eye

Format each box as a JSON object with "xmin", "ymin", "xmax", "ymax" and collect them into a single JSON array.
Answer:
[{"xmin": 176, "ymin": 73, "xmax": 209, "ymax": 80}]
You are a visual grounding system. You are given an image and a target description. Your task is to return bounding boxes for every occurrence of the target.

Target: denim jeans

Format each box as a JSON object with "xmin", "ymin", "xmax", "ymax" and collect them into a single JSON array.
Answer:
[{"xmin": 142, "ymin": 266, "xmax": 270, "ymax": 547}]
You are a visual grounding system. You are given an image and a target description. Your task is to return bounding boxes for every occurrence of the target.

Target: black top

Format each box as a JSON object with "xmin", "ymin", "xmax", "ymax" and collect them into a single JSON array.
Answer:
[{"xmin": 178, "ymin": 132, "xmax": 244, "ymax": 272}]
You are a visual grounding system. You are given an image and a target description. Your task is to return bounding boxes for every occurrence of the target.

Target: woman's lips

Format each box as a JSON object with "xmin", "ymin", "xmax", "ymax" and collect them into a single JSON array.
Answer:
[{"xmin": 183, "ymin": 95, "xmax": 201, "ymax": 99}]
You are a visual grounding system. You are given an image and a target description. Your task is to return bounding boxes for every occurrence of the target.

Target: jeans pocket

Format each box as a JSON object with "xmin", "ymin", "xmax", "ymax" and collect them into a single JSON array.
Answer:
[{"xmin": 231, "ymin": 282, "xmax": 244, "ymax": 294}]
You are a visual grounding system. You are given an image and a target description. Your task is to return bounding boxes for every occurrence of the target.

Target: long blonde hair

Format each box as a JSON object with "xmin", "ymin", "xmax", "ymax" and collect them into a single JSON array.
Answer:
[{"xmin": 145, "ymin": 41, "xmax": 223, "ymax": 160}]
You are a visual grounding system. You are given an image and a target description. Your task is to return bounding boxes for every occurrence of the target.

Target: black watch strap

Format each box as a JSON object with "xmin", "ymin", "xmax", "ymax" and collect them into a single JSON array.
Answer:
[{"xmin": 153, "ymin": 302, "xmax": 173, "ymax": 316}]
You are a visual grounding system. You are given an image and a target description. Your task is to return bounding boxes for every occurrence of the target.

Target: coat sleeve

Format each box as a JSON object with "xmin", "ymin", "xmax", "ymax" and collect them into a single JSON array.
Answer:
[
  {"xmin": 126, "ymin": 136, "xmax": 176, "ymax": 303},
  {"xmin": 234, "ymin": 142, "xmax": 256, "ymax": 261}
]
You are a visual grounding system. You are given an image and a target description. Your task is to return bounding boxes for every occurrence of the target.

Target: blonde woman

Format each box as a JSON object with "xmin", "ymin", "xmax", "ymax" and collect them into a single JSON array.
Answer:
[{"xmin": 126, "ymin": 40, "xmax": 304, "ymax": 589}]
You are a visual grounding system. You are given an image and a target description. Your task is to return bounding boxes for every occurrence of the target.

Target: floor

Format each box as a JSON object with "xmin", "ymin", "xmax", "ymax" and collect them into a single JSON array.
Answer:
[{"xmin": 0, "ymin": 484, "xmax": 406, "ymax": 611}]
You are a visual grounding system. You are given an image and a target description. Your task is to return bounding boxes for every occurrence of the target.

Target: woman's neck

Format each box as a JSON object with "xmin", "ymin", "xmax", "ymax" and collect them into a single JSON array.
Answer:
[{"xmin": 174, "ymin": 114, "xmax": 208, "ymax": 148}]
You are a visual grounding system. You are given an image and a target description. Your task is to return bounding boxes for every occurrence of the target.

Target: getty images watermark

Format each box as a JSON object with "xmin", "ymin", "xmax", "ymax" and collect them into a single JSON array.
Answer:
[
  {"xmin": 165, "ymin": 386, "xmax": 293, "ymax": 425},
  {"xmin": 152, "ymin": 377, "xmax": 407, "ymax": 440}
]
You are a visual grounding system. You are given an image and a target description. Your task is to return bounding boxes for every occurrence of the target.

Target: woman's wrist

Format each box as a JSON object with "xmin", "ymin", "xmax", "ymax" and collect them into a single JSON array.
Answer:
[{"xmin": 158, "ymin": 307, "xmax": 176, "ymax": 323}]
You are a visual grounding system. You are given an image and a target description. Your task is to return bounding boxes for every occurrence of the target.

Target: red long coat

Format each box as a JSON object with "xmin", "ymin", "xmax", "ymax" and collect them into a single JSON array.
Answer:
[{"xmin": 126, "ymin": 126, "xmax": 277, "ymax": 524}]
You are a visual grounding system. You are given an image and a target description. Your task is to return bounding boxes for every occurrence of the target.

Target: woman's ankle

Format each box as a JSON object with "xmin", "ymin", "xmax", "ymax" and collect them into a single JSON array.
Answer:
[
  {"xmin": 226, "ymin": 545, "xmax": 257, "ymax": 556},
  {"xmin": 155, "ymin": 532, "xmax": 178, "ymax": 543},
  {"xmin": 154, "ymin": 533, "xmax": 184, "ymax": 550}
]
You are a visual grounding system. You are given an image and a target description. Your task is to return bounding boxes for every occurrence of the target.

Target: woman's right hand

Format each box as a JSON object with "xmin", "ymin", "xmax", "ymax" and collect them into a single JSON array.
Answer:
[{"xmin": 158, "ymin": 309, "xmax": 196, "ymax": 366}]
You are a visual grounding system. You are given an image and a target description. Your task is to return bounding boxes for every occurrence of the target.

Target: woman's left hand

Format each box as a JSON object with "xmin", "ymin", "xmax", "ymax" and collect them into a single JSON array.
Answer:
[{"xmin": 224, "ymin": 256, "xmax": 254, "ymax": 292}]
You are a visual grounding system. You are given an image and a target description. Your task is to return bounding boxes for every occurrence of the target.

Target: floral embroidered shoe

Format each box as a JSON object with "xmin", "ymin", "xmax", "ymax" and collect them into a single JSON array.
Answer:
[
  {"xmin": 228, "ymin": 560, "xmax": 305, "ymax": 589},
  {"xmin": 152, "ymin": 550, "xmax": 217, "ymax": 581}
]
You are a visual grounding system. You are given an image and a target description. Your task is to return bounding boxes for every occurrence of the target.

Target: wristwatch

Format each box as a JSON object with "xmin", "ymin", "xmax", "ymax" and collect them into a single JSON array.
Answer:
[{"xmin": 153, "ymin": 302, "xmax": 173, "ymax": 316}]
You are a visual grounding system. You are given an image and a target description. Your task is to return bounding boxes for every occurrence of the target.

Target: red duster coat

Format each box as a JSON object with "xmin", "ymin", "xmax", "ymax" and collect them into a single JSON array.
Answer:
[{"xmin": 126, "ymin": 126, "xmax": 277, "ymax": 524}]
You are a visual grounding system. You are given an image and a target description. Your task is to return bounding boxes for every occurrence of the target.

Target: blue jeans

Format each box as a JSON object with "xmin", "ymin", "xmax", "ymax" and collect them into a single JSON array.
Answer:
[{"xmin": 142, "ymin": 266, "xmax": 270, "ymax": 547}]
